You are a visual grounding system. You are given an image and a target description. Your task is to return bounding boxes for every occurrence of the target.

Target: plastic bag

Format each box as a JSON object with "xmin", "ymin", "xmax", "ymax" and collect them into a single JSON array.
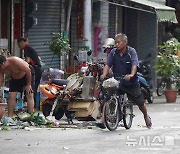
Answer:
[{"xmin": 102, "ymin": 77, "xmax": 119, "ymax": 89}]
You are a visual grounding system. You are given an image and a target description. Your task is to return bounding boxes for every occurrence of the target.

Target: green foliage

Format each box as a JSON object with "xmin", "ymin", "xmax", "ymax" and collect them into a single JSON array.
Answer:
[
  {"xmin": 17, "ymin": 112, "xmax": 46, "ymax": 125},
  {"xmin": 154, "ymin": 38, "xmax": 180, "ymax": 89},
  {"xmin": 176, "ymin": 80, "xmax": 180, "ymax": 89},
  {"xmin": 1, "ymin": 126, "xmax": 9, "ymax": 131},
  {"xmin": 47, "ymin": 33, "xmax": 71, "ymax": 56}
]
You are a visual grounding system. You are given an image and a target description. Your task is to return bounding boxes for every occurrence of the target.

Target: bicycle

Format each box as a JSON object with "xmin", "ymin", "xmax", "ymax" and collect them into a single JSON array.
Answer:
[
  {"xmin": 156, "ymin": 77, "xmax": 178, "ymax": 96},
  {"xmin": 101, "ymin": 77, "xmax": 134, "ymax": 131},
  {"xmin": 156, "ymin": 77, "xmax": 167, "ymax": 96}
]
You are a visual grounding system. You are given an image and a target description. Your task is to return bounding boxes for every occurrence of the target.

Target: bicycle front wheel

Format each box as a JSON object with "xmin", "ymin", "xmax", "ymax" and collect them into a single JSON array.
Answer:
[
  {"xmin": 157, "ymin": 80, "xmax": 166, "ymax": 96},
  {"xmin": 123, "ymin": 102, "xmax": 133, "ymax": 129},
  {"xmin": 104, "ymin": 99, "xmax": 120, "ymax": 131}
]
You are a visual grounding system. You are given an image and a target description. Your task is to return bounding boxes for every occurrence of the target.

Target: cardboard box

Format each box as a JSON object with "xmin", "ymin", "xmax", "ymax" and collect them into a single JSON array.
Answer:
[
  {"xmin": 68, "ymin": 100, "xmax": 100, "ymax": 120},
  {"xmin": 81, "ymin": 76, "xmax": 96, "ymax": 99},
  {"xmin": 68, "ymin": 101, "xmax": 93, "ymax": 111}
]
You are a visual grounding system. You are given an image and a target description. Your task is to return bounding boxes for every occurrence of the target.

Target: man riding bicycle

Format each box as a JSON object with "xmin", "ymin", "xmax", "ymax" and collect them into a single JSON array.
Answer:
[{"xmin": 99, "ymin": 33, "xmax": 152, "ymax": 129}]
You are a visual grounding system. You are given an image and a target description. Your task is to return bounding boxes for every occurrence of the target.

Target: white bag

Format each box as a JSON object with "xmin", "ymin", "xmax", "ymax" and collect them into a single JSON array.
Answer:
[{"xmin": 102, "ymin": 77, "xmax": 119, "ymax": 89}]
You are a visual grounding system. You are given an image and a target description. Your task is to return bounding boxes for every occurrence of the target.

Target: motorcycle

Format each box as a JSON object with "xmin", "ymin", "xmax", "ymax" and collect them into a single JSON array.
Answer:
[
  {"xmin": 138, "ymin": 53, "xmax": 153, "ymax": 86},
  {"xmin": 41, "ymin": 73, "xmax": 83, "ymax": 123},
  {"xmin": 40, "ymin": 59, "xmax": 105, "ymax": 123},
  {"xmin": 40, "ymin": 53, "xmax": 93, "ymax": 123},
  {"xmin": 138, "ymin": 73, "xmax": 153, "ymax": 103},
  {"xmin": 138, "ymin": 53, "xmax": 153, "ymax": 101}
]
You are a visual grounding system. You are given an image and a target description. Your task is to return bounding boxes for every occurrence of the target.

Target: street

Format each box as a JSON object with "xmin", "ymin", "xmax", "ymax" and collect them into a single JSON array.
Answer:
[{"xmin": 0, "ymin": 95, "xmax": 180, "ymax": 154}]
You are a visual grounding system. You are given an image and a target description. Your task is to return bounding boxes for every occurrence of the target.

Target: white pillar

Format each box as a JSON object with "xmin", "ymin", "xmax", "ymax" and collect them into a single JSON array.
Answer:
[
  {"xmin": 66, "ymin": 0, "xmax": 73, "ymax": 36},
  {"xmin": 84, "ymin": 0, "xmax": 92, "ymax": 50}
]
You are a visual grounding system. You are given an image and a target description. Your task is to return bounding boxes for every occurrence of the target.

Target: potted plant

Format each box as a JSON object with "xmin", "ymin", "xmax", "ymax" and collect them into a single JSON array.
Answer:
[
  {"xmin": 155, "ymin": 38, "xmax": 180, "ymax": 102},
  {"xmin": 47, "ymin": 32, "xmax": 71, "ymax": 57},
  {"xmin": 45, "ymin": 32, "xmax": 71, "ymax": 71}
]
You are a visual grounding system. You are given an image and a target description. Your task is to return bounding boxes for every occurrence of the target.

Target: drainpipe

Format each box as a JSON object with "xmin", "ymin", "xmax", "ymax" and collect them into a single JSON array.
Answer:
[
  {"xmin": 65, "ymin": 0, "xmax": 72, "ymax": 69},
  {"xmin": 66, "ymin": 0, "xmax": 72, "ymax": 37},
  {"xmin": 115, "ymin": 5, "xmax": 118, "ymax": 35},
  {"xmin": 10, "ymin": 0, "xmax": 14, "ymax": 55},
  {"xmin": 21, "ymin": 0, "xmax": 25, "ymax": 38},
  {"xmin": 21, "ymin": 0, "xmax": 25, "ymax": 59},
  {"xmin": 155, "ymin": 18, "xmax": 159, "ymax": 90},
  {"xmin": 84, "ymin": 0, "xmax": 92, "ymax": 50}
]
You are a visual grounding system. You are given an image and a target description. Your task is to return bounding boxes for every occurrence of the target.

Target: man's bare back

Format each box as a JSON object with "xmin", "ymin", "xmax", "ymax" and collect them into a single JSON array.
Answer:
[{"xmin": 0, "ymin": 56, "xmax": 29, "ymax": 79}]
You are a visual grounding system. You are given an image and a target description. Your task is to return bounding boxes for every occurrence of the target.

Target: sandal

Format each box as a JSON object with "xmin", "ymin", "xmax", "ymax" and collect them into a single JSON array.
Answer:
[{"xmin": 145, "ymin": 115, "xmax": 152, "ymax": 129}]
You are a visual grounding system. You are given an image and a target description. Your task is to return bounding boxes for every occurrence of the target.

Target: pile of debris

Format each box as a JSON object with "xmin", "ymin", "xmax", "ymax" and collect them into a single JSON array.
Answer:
[
  {"xmin": 0, "ymin": 112, "xmax": 97, "ymax": 130},
  {"xmin": 0, "ymin": 112, "xmax": 62, "ymax": 129}
]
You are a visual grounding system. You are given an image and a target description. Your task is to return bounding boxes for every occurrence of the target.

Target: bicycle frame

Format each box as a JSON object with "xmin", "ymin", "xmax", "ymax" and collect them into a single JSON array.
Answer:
[{"xmin": 101, "ymin": 77, "xmax": 134, "ymax": 131}]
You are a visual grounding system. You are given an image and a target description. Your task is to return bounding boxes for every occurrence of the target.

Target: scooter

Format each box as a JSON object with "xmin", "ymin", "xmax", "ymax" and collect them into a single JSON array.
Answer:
[
  {"xmin": 40, "ymin": 53, "xmax": 92, "ymax": 123},
  {"xmin": 41, "ymin": 72, "xmax": 84, "ymax": 123},
  {"xmin": 138, "ymin": 72, "xmax": 153, "ymax": 104},
  {"xmin": 138, "ymin": 53, "xmax": 153, "ymax": 90},
  {"xmin": 40, "ymin": 59, "xmax": 106, "ymax": 123}
]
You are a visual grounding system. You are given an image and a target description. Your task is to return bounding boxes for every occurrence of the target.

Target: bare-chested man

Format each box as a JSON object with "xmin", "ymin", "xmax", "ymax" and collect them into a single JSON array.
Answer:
[{"xmin": 0, "ymin": 55, "xmax": 34, "ymax": 118}]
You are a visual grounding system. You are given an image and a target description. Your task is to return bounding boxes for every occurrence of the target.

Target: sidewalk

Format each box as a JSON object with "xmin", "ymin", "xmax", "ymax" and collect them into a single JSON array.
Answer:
[{"xmin": 152, "ymin": 92, "xmax": 180, "ymax": 104}]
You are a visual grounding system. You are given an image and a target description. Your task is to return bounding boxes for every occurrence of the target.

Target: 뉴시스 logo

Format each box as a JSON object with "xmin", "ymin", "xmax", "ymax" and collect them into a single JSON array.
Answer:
[{"xmin": 126, "ymin": 135, "xmax": 175, "ymax": 151}]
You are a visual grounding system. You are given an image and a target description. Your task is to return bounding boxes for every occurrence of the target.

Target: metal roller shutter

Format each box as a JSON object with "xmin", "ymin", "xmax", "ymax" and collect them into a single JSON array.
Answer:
[
  {"xmin": 28, "ymin": 0, "xmax": 61, "ymax": 70},
  {"xmin": 108, "ymin": 4, "xmax": 123, "ymax": 38},
  {"xmin": 108, "ymin": 4, "xmax": 116, "ymax": 38}
]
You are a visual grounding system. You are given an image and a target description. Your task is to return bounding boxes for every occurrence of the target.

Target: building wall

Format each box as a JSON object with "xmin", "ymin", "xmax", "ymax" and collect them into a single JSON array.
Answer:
[
  {"xmin": 93, "ymin": 1, "xmax": 109, "ymax": 60},
  {"xmin": 69, "ymin": 0, "xmax": 109, "ymax": 65}
]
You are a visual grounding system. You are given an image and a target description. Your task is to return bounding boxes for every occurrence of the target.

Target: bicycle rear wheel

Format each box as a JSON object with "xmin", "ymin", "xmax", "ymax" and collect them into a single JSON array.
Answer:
[
  {"xmin": 123, "ymin": 101, "xmax": 133, "ymax": 129},
  {"xmin": 104, "ymin": 98, "xmax": 120, "ymax": 131},
  {"xmin": 157, "ymin": 80, "xmax": 166, "ymax": 96}
]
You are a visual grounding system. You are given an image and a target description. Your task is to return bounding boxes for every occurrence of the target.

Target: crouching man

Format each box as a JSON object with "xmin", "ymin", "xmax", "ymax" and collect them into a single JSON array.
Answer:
[{"xmin": 0, "ymin": 55, "xmax": 34, "ymax": 122}]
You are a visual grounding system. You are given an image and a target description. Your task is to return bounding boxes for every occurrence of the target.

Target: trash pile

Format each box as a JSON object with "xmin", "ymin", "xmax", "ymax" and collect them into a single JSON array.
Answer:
[{"xmin": 0, "ymin": 112, "xmax": 61, "ymax": 130}]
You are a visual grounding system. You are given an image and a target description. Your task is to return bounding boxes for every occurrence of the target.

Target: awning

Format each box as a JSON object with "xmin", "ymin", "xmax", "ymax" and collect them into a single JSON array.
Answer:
[
  {"xmin": 99, "ymin": 0, "xmax": 177, "ymax": 23},
  {"xmin": 128, "ymin": 0, "xmax": 178, "ymax": 23}
]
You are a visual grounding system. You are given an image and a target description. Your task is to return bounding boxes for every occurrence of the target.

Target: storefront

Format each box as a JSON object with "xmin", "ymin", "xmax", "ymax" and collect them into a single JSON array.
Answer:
[
  {"xmin": 0, "ymin": 0, "xmax": 64, "ymax": 70},
  {"xmin": 95, "ymin": 0, "xmax": 177, "ymax": 89},
  {"xmin": 0, "ymin": 0, "xmax": 178, "ymax": 71}
]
